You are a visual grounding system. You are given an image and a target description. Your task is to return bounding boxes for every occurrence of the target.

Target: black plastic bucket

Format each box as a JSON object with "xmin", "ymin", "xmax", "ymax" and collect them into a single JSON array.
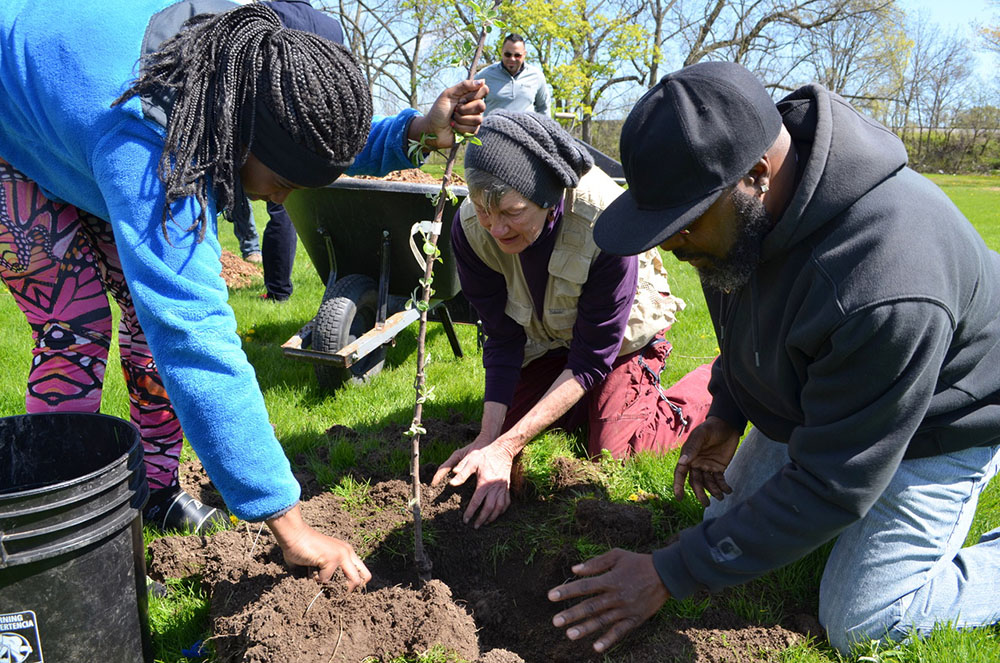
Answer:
[{"xmin": 0, "ymin": 413, "xmax": 152, "ymax": 663}]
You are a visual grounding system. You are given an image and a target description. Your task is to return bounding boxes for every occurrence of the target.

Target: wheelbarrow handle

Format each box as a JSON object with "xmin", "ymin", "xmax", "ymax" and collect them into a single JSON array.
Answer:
[{"xmin": 409, "ymin": 220, "xmax": 443, "ymax": 271}]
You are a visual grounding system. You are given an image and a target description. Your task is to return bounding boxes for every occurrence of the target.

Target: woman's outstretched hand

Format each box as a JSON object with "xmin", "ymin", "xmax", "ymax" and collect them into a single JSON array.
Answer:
[
  {"xmin": 409, "ymin": 79, "xmax": 489, "ymax": 150},
  {"xmin": 267, "ymin": 504, "xmax": 371, "ymax": 590}
]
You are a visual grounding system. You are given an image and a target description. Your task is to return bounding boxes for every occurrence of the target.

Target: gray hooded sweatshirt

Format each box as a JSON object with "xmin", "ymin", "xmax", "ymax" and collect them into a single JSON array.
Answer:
[{"xmin": 653, "ymin": 84, "xmax": 1000, "ymax": 599}]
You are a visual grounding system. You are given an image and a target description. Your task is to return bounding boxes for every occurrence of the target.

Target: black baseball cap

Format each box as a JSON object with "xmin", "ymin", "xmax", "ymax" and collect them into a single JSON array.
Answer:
[{"xmin": 594, "ymin": 61, "xmax": 782, "ymax": 255}]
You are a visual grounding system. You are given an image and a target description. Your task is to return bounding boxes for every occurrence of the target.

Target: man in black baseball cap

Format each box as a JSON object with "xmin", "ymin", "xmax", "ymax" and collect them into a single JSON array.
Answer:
[
  {"xmin": 594, "ymin": 61, "xmax": 799, "ymax": 293},
  {"xmin": 549, "ymin": 61, "xmax": 1000, "ymax": 656},
  {"xmin": 595, "ymin": 61, "xmax": 784, "ymax": 254}
]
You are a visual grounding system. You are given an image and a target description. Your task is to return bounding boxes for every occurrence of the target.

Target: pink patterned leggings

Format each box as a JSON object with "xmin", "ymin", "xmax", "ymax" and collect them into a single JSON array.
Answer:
[{"xmin": 0, "ymin": 157, "xmax": 182, "ymax": 491}]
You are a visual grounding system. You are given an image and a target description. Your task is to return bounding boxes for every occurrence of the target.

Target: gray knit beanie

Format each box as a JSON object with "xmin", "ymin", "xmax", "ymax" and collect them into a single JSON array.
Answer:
[{"xmin": 464, "ymin": 110, "xmax": 594, "ymax": 209}]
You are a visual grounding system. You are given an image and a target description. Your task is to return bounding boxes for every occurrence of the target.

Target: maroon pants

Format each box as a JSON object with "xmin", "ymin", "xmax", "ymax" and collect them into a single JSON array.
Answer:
[{"xmin": 503, "ymin": 338, "xmax": 713, "ymax": 459}]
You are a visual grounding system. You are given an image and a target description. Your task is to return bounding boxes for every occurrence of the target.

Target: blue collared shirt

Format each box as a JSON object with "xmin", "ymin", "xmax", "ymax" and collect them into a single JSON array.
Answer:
[{"xmin": 474, "ymin": 62, "xmax": 551, "ymax": 116}]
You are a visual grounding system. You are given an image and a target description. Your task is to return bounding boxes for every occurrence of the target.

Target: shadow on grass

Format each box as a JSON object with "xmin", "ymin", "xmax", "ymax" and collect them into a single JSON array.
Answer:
[{"xmin": 279, "ymin": 398, "xmax": 484, "ymax": 499}]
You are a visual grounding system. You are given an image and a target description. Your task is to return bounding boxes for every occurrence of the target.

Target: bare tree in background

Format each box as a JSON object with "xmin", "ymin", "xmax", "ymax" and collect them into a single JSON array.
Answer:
[
  {"xmin": 638, "ymin": 0, "xmax": 682, "ymax": 86},
  {"xmin": 888, "ymin": 11, "xmax": 933, "ymax": 142},
  {"xmin": 897, "ymin": 15, "xmax": 973, "ymax": 162},
  {"xmin": 336, "ymin": 0, "xmax": 453, "ymax": 109},
  {"xmin": 629, "ymin": 0, "xmax": 899, "ymax": 97},
  {"xmin": 951, "ymin": 91, "xmax": 1000, "ymax": 172},
  {"xmin": 334, "ymin": 0, "xmax": 392, "ymax": 97},
  {"xmin": 918, "ymin": 39, "xmax": 973, "ymax": 161},
  {"xmin": 676, "ymin": 0, "xmax": 888, "ymax": 67},
  {"xmin": 800, "ymin": 0, "xmax": 907, "ymax": 116}
]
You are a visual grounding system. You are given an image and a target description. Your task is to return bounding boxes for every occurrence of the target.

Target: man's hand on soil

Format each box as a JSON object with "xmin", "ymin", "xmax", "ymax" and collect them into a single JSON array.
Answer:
[
  {"xmin": 548, "ymin": 549, "xmax": 670, "ymax": 654},
  {"xmin": 432, "ymin": 437, "xmax": 514, "ymax": 528},
  {"xmin": 672, "ymin": 415, "xmax": 740, "ymax": 506}
]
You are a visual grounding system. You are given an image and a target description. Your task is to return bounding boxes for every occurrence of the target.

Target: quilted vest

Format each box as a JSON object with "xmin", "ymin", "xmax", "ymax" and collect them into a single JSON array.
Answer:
[{"xmin": 459, "ymin": 167, "xmax": 685, "ymax": 366}]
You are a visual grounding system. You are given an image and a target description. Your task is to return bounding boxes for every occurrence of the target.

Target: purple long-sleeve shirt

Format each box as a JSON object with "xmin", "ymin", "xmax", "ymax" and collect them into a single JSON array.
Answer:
[{"xmin": 452, "ymin": 202, "xmax": 639, "ymax": 406}]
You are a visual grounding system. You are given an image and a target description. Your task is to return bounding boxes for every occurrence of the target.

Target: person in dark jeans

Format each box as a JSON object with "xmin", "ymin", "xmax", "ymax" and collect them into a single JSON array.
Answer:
[
  {"xmin": 259, "ymin": 201, "xmax": 297, "ymax": 300},
  {"xmin": 231, "ymin": 198, "xmax": 262, "ymax": 262}
]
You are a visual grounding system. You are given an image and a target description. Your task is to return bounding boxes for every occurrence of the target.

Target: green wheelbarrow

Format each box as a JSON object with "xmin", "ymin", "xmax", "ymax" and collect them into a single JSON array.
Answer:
[{"xmin": 281, "ymin": 176, "xmax": 474, "ymax": 391}]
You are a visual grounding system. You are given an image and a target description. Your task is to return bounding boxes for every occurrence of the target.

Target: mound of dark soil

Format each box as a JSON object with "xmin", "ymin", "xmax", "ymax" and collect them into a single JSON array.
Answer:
[{"xmin": 157, "ymin": 428, "xmax": 822, "ymax": 662}]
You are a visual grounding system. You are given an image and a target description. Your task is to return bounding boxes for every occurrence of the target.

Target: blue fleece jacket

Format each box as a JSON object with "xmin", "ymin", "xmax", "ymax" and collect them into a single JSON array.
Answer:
[{"xmin": 0, "ymin": 0, "xmax": 415, "ymax": 520}]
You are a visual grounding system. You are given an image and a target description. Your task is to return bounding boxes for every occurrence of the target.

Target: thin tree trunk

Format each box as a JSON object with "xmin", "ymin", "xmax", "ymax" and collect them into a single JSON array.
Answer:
[{"xmin": 409, "ymin": 0, "xmax": 501, "ymax": 586}]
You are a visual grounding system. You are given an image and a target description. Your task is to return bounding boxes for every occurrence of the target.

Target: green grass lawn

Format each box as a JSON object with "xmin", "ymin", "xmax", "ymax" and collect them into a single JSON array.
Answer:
[
  {"xmin": 925, "ymin": 174, "xmax": 1000, "ymax": 249},
  {"xmin": 2, "ymin": 174, "xmax": 998, "ymax": 663}
]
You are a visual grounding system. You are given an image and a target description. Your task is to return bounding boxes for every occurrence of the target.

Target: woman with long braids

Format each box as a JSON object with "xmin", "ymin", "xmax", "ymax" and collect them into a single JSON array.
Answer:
[{"xmin": 0, "ymin": 0, "xmax": 484, "ymax": 588}]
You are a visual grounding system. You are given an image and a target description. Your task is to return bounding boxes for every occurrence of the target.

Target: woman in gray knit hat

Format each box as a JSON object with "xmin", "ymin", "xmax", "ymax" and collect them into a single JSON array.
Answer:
[{"xmin": 432, "ymin": 110, "xmax": 713, "ymax": 527}]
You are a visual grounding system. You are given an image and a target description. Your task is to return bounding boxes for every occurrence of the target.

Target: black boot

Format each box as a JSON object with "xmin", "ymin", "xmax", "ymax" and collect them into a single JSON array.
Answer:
[
  {"xmin": 144, "ymin": 485, "xmax": 229, "ymax": 534},
  {"xmin": 147, "ymin": 576, "xmax": 169, "ymax": 599}
]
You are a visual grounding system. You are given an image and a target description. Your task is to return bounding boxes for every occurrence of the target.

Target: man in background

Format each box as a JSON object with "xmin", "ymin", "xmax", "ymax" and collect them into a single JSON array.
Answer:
[{"xmin": 475, "ymin": 33, "xmax": 551, "ymax": 116}]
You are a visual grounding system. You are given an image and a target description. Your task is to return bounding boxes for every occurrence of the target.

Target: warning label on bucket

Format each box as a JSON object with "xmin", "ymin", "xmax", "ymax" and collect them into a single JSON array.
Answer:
[{"xmin": 0, "ymin": 611, "xmax": 43, "ymax": 663}]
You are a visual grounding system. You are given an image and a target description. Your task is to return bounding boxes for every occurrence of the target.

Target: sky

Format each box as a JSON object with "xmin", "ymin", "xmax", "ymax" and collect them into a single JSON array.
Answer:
[
  {"xmin": 900, "ymin": 0, "xmax": 993, "ymax": 29},
  {"xmin": 899, "ymin": 0, "xmax": 997, "ymax": 78},
  {"xmin": 384, "ymin": 0, "xmax": 1000, "ymax": 114}
]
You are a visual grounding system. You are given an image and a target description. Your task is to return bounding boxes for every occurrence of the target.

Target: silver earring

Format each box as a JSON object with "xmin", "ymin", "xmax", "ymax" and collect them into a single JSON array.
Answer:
[{"xmin": 760, "ymin": 183, "xmax": 769, "ymax": 193}]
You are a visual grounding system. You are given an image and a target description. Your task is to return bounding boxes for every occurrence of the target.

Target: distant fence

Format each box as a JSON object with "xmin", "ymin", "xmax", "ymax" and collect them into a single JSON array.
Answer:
[{"xmin": 568, "ymin": 120, "xmax": 1000, "ymax": 175}]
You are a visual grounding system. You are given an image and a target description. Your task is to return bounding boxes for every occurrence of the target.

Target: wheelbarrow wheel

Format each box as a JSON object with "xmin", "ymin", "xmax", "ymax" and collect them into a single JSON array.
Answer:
[{"xmin": 311, "ymin": 274, "xmax": 386, "ymax": 391}]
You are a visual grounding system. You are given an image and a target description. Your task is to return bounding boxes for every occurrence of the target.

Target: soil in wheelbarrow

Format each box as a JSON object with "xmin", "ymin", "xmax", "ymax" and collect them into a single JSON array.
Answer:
[
  {"xmin": 354, "ymin": 169, "xmax": 467, "ymax": 185},
  {"xmin": 154, "ymin": 424, "xmax": 824, "ymax": 663}
]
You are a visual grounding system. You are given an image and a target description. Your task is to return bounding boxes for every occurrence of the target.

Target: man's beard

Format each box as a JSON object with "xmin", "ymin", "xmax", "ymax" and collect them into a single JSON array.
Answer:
[{"xmin": 693, "ymin": 189, "xmax": 772, "ymax": 293}]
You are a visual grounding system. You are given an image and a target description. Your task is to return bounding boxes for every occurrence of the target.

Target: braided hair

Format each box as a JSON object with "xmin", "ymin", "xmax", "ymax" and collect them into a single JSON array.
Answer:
[{"xmin": 115, "ymin": 4, "xmax": 372, "ymax": 240}]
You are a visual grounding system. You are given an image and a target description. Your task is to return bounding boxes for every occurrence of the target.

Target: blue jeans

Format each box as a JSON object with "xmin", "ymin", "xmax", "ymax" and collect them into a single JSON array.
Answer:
[
  {"xmin": 705, "ymin": 428, "xmax": 1000, "ymax": 654},
  {"xmin": 230, "ymin": 200, "xmax": 261, "ymax": 257}
]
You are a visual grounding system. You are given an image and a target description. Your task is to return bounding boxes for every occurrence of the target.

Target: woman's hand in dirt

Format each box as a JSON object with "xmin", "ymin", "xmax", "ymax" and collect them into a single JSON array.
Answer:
[
  {"xmin": 266, "ymin": 504, "xmax": 371, "ymax": 590},
  {"xmin": 432, "ymin": 431, "xmax": 492, "ymax": 488},
  {"xmin": 432, "ymin": 434, "xmax": 515, "ymax": 528},
  {"xmin": 672, "ymin": 416, "xmax": 740, "ymax": 506},
  {"xmin": 409, "ymin": 79, "xmax": 488, "ymax": 150},
  {"xmin": 548, "ymin": 549, "xmax": 670, "ymax": 654}
]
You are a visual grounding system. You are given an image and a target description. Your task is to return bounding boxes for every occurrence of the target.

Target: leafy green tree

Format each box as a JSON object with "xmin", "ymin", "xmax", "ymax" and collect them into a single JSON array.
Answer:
[{"xmin": 499, "ymin": 0, "xmax": 652, "ymax": 144}]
